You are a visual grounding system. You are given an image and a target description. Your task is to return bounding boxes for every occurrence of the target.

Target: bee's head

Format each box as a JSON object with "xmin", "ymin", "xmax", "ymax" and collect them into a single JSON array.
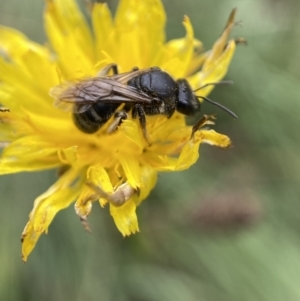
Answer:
[{"xmin": 176, "ymin": 79, "xmax": 200, "ymax": 116}]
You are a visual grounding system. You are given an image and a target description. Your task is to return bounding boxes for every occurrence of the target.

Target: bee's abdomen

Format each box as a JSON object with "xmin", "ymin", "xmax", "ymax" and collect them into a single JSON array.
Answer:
[{"xmin": 73, "ymin": 103, "xmax": 120, "ymax": 133}]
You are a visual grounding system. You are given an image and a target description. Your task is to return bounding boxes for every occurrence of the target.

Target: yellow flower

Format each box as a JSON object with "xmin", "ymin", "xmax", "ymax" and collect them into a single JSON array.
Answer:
[{"xmin": 0, "ymin": 0, "xmax": 239, "ymax": 261}]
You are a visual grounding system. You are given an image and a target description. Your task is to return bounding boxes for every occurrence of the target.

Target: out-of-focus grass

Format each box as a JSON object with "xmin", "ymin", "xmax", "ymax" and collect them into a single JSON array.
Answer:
[{"xmin": 1, "ymin": 0, "xmax": 300, "ymax": 300}]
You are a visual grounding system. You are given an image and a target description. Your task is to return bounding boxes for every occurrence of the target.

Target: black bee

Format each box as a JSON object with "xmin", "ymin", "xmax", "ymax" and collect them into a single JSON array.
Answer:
[{"xmin": 50, "ymin": 64, "xmax": 237, "ymax": 142}]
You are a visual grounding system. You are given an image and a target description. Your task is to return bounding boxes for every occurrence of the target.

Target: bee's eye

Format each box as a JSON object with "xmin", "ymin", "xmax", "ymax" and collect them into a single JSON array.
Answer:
[{"xmin": 176, "ymin": 79, "xmax": 200, "ymax": 116}]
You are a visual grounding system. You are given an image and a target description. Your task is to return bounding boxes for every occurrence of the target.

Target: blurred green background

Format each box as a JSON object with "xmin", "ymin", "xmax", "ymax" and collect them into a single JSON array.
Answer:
[{"xmin": 1, "ymin": 0, "xmax": 300, "ymax": 300}]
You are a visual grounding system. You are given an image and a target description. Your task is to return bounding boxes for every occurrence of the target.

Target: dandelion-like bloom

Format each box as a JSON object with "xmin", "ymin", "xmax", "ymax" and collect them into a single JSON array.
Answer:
[{"xmin": 0, "ymin": 0, "xmax": 239, "ymax": 261}]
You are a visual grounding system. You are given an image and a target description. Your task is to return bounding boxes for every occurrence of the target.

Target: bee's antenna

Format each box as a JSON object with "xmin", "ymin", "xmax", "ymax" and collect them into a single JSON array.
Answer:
[
  {"xmin": 194, "ymin": 80, "xmax": 233, "ymax": 93},
  {"xmin": 196, "ymin": 95, "xmax": 238, "ymax": 119}
]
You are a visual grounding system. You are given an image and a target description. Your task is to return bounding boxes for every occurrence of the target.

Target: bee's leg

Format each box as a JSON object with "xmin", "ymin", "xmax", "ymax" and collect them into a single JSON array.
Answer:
[
  {"xmin": 150, "ymin": 66, "xmax": 161, "ymax": 71},
  {"xmin": 111, "ymin": 64, "xmax": 119, "ymax": 75},
  {"xmin": 132, "ymin": 104, "xmax": 151, "ymax": 145},
  {"xmin": 190, "ymin": 115, "xmax": 215, "ymax": 139},
  {"xmin": 86, "ymin": 182, "xmax": 137, "ymax": 207},
  {"xmin": 97, "ymin": 64, "xmax": 119, "ymax": 76},
  {"xmin": 131, "ymin": 67, "xmax": 158, "ymax": 72},
  {"xmin": 123, "ymin": 103, "xmax": 132, "ymax": 112},
  {"xmin": 107, "ymin": 103, "xmax": 132, "ymax": 134},
  {"xmin": 107, "ymin": 111, "xmax": 128, "ymax": 134},
  {"xmin": 0, "ymin": 108, "xmax": 9, "ymax": 112}
]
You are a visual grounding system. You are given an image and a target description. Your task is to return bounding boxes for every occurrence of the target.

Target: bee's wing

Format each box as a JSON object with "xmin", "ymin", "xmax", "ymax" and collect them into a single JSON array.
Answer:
[
  {"xmin": 50, "ymin": 78, "xmax": 115, "ymax": 112},
  {"xmin": 109, "ymin": 67, "xmax": 159, "ymax": 84},
  {"xmin": 51, "ymin": 75, "xmax": 156, "ymax": 113},
  {"xmin": 56, "ymin": 102, "xmax": 92, "ymax": 114}
]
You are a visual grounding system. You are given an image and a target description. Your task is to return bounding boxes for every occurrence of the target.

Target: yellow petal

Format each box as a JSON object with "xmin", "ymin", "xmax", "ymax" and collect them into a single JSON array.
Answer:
[
  {"xmin": 0, "ymin": 109, "xmax": 14, "ymax": 143},
  {"xmin": 187, "ymin": 40, "xmax": 236, "ymax": 95},
  {"xmin": 159, "ymin": 16, "xmax": 198, "ymax": 77},
  {"xmin": 57, "ymin": 145, "xmax": 78, "ymax": 164},
  {"xmin": 135, "ymin": 165, "xmax": 158, "ymax": 206},
  {"xmin": 44, "ymin": 0, "xmax": 94, "ymax": 76},
  {"xmin": 110, "ymin": 198, "xmax": 139, "ymax": 236},
  {"xmin": 148, "ymin": 114, "xmax": 186, "ymax": 143},
  {"xmin": 119, "ymin": 119, "xmax": 145, "ymax": 151},
  {"xmin": 91, "ymin": 3, "xmax": 114, "ymax": 61},
  {"xmin": 147, "ymin": 133, "xmax": 202, "ymax": 172},
  {"xmin": 203, "ymin": 8, "xmax": 237, "ymax": 71},
  {"xmin": 88, "ymin": 165, "xmax": 114, "ymax": 191},
  {"xmin": 20, "ymin": 110, "xmax": 77, "ymax": 141},
  {"xmin": 0, "ymin": 26, "xmax": 47, "ymax": 63},
  {"xmin": 174, "ymin": 137, "xmax": 202, "ymax": 170},
  {"xmin": 114, "ymin": 0, "xmax": 166, "ymax": 68},
  {"xmin": 0, "ymin": 59, "xmax": 53, "ymax": 113},
  {"xmin": 186, "ymin": 9, "xmax": 237, "ymax": 95},
  {"xmin": 186, "ymin": 51, "xmax": 207, "ymax": 76},
  {"xmin": 75, "ymin": 185, "xmax": 93, "ymax": 220},
  {"xmin": 87, "ymin": 165, "xmax": 114, "ymax": 206},
  {"xmin": 21, "ymin": 168, "xmax": 84, "ymax": 261},
  {"xmin": 0, "ymin": 136, "xmax": 61, "ymax": 174},
  {"xmin": 200, "ymin": 129, "xmax": 231, "ymax": 148},
  {"xmin": 0, "ymin": 27, "xmax": 58, "ymax": 93},
  {"xmin": 19, "ymin": 49, "xmax": 58, "ymax": 92},
  {"xmin": 141, "ymin": 127, "xmax": 231, "ymax": 171},
  {"xmin": 116, "ymin": 155, "xmax": 141, "ymax": 189}
]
